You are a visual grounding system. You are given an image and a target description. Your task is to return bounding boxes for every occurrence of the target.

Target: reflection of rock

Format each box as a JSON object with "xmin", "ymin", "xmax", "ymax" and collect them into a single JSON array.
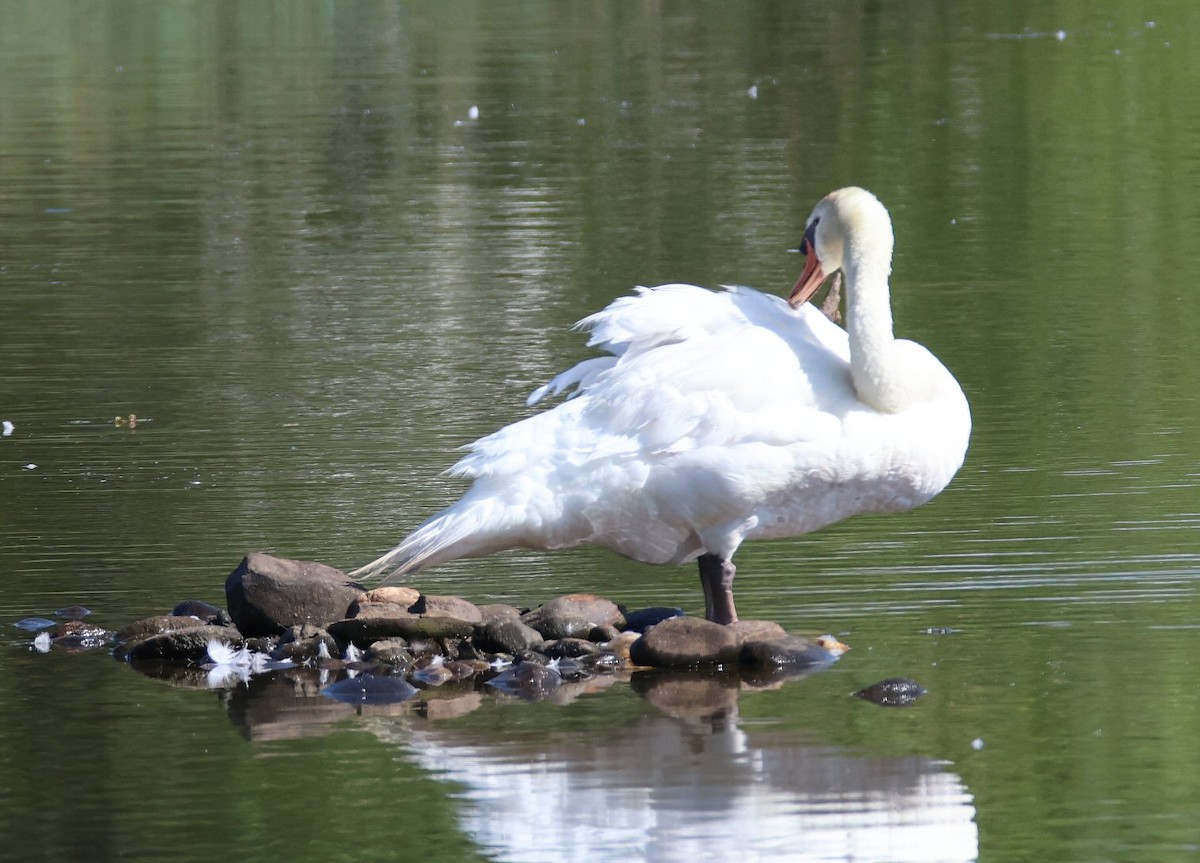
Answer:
[
  {"xmin": 486, "ymin": 661, "xmax": 562, "ymax": 700},
  {"xmin": 224, "ymin": 552, "xmax": 364, "ymax": 637},
  {"xmin": 630, "ymin": 669, "xmax": 740, "ymax": 718}
]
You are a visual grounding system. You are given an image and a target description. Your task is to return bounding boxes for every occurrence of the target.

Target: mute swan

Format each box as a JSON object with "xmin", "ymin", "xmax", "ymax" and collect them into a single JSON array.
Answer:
[{"xmin": 354, "ymin": 187, "xmax": 971, "ymax": 624}]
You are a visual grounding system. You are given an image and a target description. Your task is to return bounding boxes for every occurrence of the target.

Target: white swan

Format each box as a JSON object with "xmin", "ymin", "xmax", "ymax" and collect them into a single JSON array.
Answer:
[{"xmin": 355, "ymin": 187, "xmax": 971, "ymax": 624}]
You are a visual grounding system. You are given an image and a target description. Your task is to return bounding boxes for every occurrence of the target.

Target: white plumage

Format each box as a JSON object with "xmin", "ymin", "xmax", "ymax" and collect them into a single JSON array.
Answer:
[{"xmin": 355, "ymin": 188, "xmax": 971, "ymax": 623}]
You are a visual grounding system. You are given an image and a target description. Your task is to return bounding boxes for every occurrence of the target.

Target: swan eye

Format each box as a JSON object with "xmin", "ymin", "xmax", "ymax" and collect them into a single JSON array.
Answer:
[{"xmin": 799, "ymin": 218, "xmax": 820, "ymax": 255}]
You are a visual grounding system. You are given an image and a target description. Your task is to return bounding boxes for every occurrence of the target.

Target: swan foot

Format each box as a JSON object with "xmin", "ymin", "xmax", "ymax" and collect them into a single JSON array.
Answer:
[{"xmin": 697, "ymin": 553, "xmax": 738, "ymax": 625}]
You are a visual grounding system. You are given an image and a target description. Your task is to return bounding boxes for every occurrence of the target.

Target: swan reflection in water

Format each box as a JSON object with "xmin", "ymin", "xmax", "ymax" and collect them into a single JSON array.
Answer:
[
  {"xmin": 203, "ymin": 665, "xmax": 976, "ymax": 862},
  {"xmin": 375, "ymin": 705, "xmax": 977, "ymax": 863}
]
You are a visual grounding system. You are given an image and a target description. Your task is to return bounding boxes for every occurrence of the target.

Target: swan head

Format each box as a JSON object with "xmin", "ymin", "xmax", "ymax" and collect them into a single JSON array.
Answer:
[{"xmin": 788, "ymin": 187, "xmax": 893, "ymax": 308}]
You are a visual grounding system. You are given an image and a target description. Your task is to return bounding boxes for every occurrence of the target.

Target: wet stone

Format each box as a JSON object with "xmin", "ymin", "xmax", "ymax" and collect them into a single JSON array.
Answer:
[
  {"xmin": 588, "ymin": 623, "xmax": 621, "ymax": 643},
  {"xmin": 521, "ymin": 606, "xmax": 592, "ymax": 641},
  {"xmin": 54, "ymin": 605, "xmax": 93, "ymax": 619},
  {"xmin": 521, "ymin": 595, "xmax": 623, "ymax": 639},
  {"xmin": 853, "ymin": 677, "xmax": 927, "ymax": 707},
  {"xmin": 120, "ymin": 625, "xmax": 243, "ymax": 664},
  {"xmin": 542, "ymin": 638, "xmax": 601, "ymax": 659},
  {"xmin": 53, "ymin": 619, "xmax": 112, "ymax": 648},
  {"xmin": 621, "ymin": 606, "xmax": 685, "ymax": 632},
  {"xmin": 366, "ymin": 638, "xmax": 413, "ymax": 667},
  {"xmin": 170, "ymin": 599, "xmax": 225, "ymax": 623},
  {"xmin": 739, "ymin": 635, "xmax": 838, "ymax": 670},
  {"xmin": 270, "ymin": 624, "xmax": 338, "ymax": 663},
  {"xmin": 628, "ymin": 616, "xmax": 740, "ymax": 668},
  {"xmin": 329, "ymin": 610, "xmax": 476, "ymax": 645},
  {"xmin": 474, "ymin": 617, "xmax": 545, "ymax": 655},
  {"xmin": 117, "ymin": 614, "xmax": 210, "ymax": 644}
]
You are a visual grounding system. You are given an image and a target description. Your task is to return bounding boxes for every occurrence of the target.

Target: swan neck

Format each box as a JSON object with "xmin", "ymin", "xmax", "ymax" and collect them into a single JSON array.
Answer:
[{"xmin": 844, "ymin": 250, "xmax": 899, "ymax": 412}]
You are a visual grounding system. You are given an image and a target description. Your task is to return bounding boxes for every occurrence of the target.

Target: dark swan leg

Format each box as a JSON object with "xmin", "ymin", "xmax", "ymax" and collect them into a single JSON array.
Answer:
[{"xmin": 697, "ymin": 553, "xmax": 738, "ymax": 625}]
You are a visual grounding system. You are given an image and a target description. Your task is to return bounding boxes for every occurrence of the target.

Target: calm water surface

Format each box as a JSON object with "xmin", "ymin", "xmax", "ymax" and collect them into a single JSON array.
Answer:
[{"xmin": 3, "ymin": 2, "xmax": 1200, "ymax": 861}]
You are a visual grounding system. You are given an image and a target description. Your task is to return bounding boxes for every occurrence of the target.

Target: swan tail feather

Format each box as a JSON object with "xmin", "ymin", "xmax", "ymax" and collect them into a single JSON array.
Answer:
[{"xmin": 349, "ymin": 499, "xmax": 524, "ymax": 583}]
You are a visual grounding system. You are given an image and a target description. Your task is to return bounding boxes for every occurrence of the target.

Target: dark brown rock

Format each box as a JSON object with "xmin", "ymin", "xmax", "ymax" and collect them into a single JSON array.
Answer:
[
  {"xmin": 270, "ymin": 624, "xmax": 339, "ymax": 662},
  {"xmin": 738, "ymin": 635, "xmax": 838, "ymax": 669},
  {"xmin": 225, "ymin": 553, "xmax": 365, "ymax": 637},
  {"xmin": 522, "ymin": 594, "xmax": 620, "ymax": 640},
  {"xmin": 853, "ymin": 677, "xmax": 927, "ymax": 707},
  {"xmin": 620, "ymin": 606, "xmax": 684, "ymax": 632},
  {"xmin": 120, "ymin": 626, "xmax": 243, "ymax": 664},
  {"xmin": 478, "ymin": 603, "xmax": 523, "ymax": 624},
  {"xmin": 628, "ymin": 616, "xmax": 740, "ymax": 668},
  {"xmin": 588, "ymin": 624, "xmax": 622, "ymax": 643},
  {"xmin": 366, "ymin": 638, "xmax": 413, "ymax": 666},
  {"xmin": 410, "ymin": 594, "xmax": 483, "ymax": 624},
  {"xmin": 170, "ymin": 599, "xmax": 226, "ymax": 623},
  {"xmin": 474, "ymin": 617, "xmax": 545, "ymax": 654},
  {"xmin": 116, "ymin": 614, "xmax": 210, "ymax": 644},
  {"xmin": 328, "ymin": 612, "xmax": 475, "ymax": 646},
  {"xmin": 543, "ymin": 637, "xmax": 602, "ymax": 659}
]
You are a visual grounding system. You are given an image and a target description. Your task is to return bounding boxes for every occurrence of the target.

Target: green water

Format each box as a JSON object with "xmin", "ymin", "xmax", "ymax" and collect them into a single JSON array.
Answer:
[{"xmin": 3, "ymin": 2, "xmax": 1199, "ymax": 861}]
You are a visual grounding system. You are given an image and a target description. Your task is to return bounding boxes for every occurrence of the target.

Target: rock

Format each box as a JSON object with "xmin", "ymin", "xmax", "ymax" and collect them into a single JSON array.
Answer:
[
  {"xmin": 116, "ymin": 614, "xmax": 210, "ymax": 644},
  {"xmin": 54, "ymin": 605, "xmax": 92, "ymax": 619},
  {"xmin": 328, "ymin": 610, "xmax": 475, "ymax": 645},
  {"xmin": 410, "ymin": 594, "xmax": 483, "ymax": 624},
  {"xmin": 542, "ymin": 638, "xmax": 601, "ymax": 659},
  {"xmin": 270, "ymin": 624, "xmax": 339, "ymax": 662},
  {"xmin": 360, "ymin": 586, "xmax": 421, "ymax": 608},
  {"xmin": 603, "ymin": 630, "xmax": 641, "ymax": 662},
  {"xmin": 728, "ymin": 619, "xmax": 789, "ymax": 644},
  {"xmin": 589, "ymin": 623, "xmax": 622, "ymax": 643},
  {"xmin": 739, "ymin": 635, "xmax": 839, "ymax": 670},
  {"xmin": 52, "ymin": 619, "xmax": 112, "ymax": 649},
  {"xmin": 120, "ymin": 625, "xmax": 243, "ymax": 663},
  {"xmin": 170, "ymin": 599, "xmax": 226, "ymax": 623},
  {"xmin": 853, "ymin": 678, "xmax": 927, "ymax": 707},
  {"xmin": 520, "ymin": 594, "xmax": 624, "ymax": 640},
  {"xmin": 225, "ymin": 553, "xmax": 365, "ymax": 637},
  {"xmin": 474, "ymin": 617, "xmax": 545, "ymax": 654},
  {"xmin": 366, "ymin": 638, "xmax": 412, "ymax": 666},
  {"xmin": 559, "ymin": 594, "xmax": 625, "ymax": 628},
  {"xmin": 478, "ymin": 603, "xmax": 523, "ymax": 624},
  {"xmin": 628, "ymin": 617, "xmax": 740, "ymax": 668},
  {"xmin": 621, "ymin": 606, "xmax": 684, "ymax": 632}
]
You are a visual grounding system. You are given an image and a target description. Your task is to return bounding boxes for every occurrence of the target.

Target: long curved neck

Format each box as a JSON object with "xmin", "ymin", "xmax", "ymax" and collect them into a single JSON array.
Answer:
[{"xmin": 844, "ymin": 243, "xmax": 903, "ymax": 413}]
